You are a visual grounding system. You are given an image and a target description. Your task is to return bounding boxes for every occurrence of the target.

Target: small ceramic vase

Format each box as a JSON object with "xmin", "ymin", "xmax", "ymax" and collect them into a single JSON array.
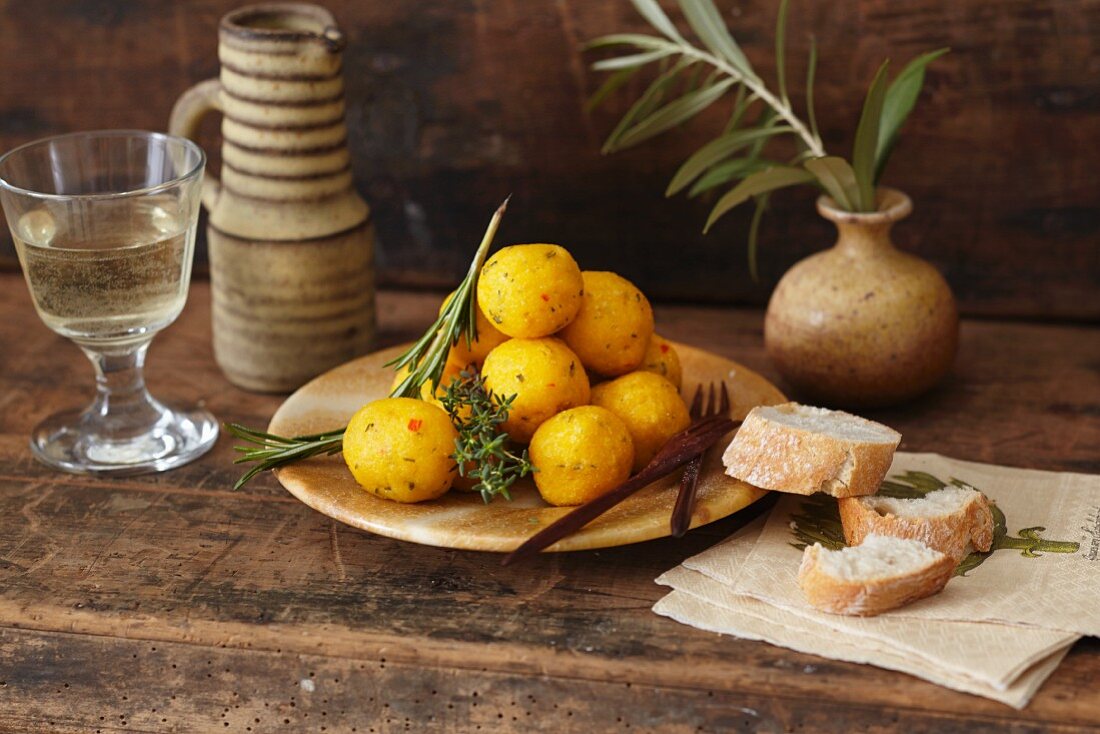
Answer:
[
  {"xmin": 764, "ymin": 188, "xmax": 958, "ymax": 409},
  {"xmin": 170, "ymin": 2, "xmax": 375, "ymax": 392}
]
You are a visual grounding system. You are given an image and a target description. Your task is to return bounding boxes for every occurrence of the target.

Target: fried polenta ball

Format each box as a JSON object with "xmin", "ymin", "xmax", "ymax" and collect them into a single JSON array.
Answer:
[
  {"xmin": 529, "ymin": 406, "xmax": 634, "ymax": 506},
  {"xmin": 392, "ymin": 355, "xmax": 476, "ymax": 488},
  {"xmin": 342, "ymin": 398, "xmax": 458, "ymax": 503},
  {"xmin": 390, "ymin": 359, "xmax": 465, "ymax": 409},
  {"xmin": 639, "ymin": 334, "xmax": 683, "ymax": 389},
  {"xmin": 559, "ymin": 271, "xmax": 654, "ymax": 377},
  {"xmin": 591, "ymin": 371, "xmax": 690, "ymax": 471},
  {"xmin": 440, "ymin": 290, "xmax": 509, "ymax": 367},
  {"xmin": 477, "ymin": 244, "xmax": 584, "ymax": 338},
  {"xmin": 480, "ymin": 337, "xmax": 590, "ymax": 442}
]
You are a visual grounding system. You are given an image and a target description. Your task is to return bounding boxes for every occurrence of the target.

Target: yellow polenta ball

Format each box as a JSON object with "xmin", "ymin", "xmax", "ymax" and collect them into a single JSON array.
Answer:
[
  {"xmin": 439, "ymin": 290, "xmax": 509, "ymax": 367},
  {"xmin": 559, "ymin": 271, "xmax": 654, "ymax": 377},
  {"xmin": 529, "ymin": 406, "xmax": 634, "ymax": 506},
  {"xmin": 591, "ymin": 371, "xmax": 690, "ymax": 472},
  {"xmin": 639, "ymin": 334, "xmax": 683, "ymax": 389},
  {"xmin": 342, "ymin": 398, "xmax": 458, "ymax": 503},
  {"xmin": 480, "ymin": 337, "xmax": 590, "ymax": 442},
  {"xmin": 477, "ymin": 244, "xmax": 584, "ymax": 338}
]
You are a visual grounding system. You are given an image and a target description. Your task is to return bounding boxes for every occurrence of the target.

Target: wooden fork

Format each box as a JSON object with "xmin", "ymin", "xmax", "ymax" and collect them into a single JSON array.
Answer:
[
  {"xmin": 501, "ymin": 414, "xmax": 737, "ymax": 566},
  {"xmin": 670, "ymin": 382, "xmax": 732, "ymax": 538}
]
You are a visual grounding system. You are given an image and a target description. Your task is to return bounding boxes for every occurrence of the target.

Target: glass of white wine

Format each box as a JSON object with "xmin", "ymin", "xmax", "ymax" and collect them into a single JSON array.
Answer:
[{"xmin": 0, "ymin": 130, "xmax": 218, "ymax": 475}]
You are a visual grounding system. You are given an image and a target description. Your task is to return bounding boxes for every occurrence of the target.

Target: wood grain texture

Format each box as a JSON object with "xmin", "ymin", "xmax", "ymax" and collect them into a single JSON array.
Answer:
[
  {"xmin": 1, "ymin": 276, "xmax": 1099, "ymax": 730},
  {"xmin": 6, "ymin": 628, "xmax": 1099, "ymax": 734},
  {"xmin": 0, "ymin": 1, "xmax": 1098, "ymax": 320}
]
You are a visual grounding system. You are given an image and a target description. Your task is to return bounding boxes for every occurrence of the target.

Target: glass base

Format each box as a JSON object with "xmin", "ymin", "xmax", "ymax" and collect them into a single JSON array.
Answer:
[{"xmin": 30, "ymin": 402, "xmax": 219, "ymax": 476}]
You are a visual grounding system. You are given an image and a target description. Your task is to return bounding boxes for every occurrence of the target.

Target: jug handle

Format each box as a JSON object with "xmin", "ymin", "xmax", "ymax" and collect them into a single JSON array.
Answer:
[{"xmin": 169, "ymin": 78, "xmax": 223, "ymax": 211}]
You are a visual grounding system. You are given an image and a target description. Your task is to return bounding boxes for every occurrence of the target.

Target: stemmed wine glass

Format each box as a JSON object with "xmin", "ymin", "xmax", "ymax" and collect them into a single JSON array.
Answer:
[{"xmin": 0, "ymin": 130, "xmax": 218, "ymax": 474}]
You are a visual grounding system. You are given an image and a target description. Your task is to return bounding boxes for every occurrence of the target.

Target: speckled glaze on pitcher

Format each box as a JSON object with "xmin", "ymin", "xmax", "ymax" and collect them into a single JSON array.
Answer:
[{"xmin": 170, "ymin": 3, "xmax": 375, "ymax": 393}]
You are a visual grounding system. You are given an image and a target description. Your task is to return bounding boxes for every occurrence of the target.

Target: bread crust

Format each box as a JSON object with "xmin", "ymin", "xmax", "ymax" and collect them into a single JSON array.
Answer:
[
  {"xmin": 838, "ymin": 491, "xmax": 994, "ymax": 564},
  {"xmin": 797, "ymin": 543, "xmax": 955, "ymax": 616},
  {"xmin": 722, "ymin": 403, "xmax": 901, "ymax": 497}
]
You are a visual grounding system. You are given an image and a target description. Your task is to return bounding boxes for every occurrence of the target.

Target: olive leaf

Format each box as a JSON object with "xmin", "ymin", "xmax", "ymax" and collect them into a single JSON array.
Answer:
[
  {"xmin": 629, "ymin": 0, "xmax": 685, "ymax": 43},
  {"xmin": 875, "ymin": 48, "xmax": 950, "ymax": 182},
  {"xmin": 704, "ymin": 165, "xmax": 815, "ymax": 232},
  {"xmin": 851, "ymin": 60, "xmax": 891, "ymax": 211},
  {"xmin": 804, "ymin": 156, "xmax": 860, "ymax": 211},
  {"xmin": 688, "ymin": 157, "xmax": 777, "ymax": 197},
  {"xmin": 788, "ymin": 494, "xmax": 846, "ymax": 551},
  {"xmin": 748, "ymin": 108, "xmax": 779, "ymax": 157},
  {"xmin": 677, "ymin": 0, "xmax": 754, "ymax": 78},
  {"xmin": 667, "ymin": 125, "xmax": 794, "ymax": 196},
  {"xmin": 585, "ymin": 66, "xmax": 641, "ymax": 112},
  {"xmin": 746, "ymin": 193, "xmax": 770, "ymax": 281},
  {"xmin": 611, "ymin": 78, "xmax": 736, "ymax": 151},
  {"xmin": 723, "ymin": 85, "xmax": 758, "ymax": 132},
  {"xmin": 584, "ymin": 33, "xmax": 672, "ymax": 51},
  {"xmin": 805, "ymin": 36, "xmax": 820, "ymax": 144},
  {"xmin": 681, "ymin": 62, "xmax": 707, "ymax": 94},
  {"xmin": 592, "ymin": 48, "xmax": 674, "ymax": 71},
  {"xmin": 602, "ymin": 57, "xmax": 696, "ymax": 153},
  {"xmin": 774, "ymin": 0, "xmax": 791, "ymax": 106}
]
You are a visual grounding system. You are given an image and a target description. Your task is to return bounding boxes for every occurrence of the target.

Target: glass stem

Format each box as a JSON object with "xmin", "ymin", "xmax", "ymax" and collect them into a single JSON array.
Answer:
[{"xmin": 80, "ymin": 341, "xmax": 166, "ymax": 440}]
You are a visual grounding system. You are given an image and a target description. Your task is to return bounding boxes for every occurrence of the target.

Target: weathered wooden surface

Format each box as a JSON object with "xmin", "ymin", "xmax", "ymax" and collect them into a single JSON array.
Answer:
[
  {"xmin": 1, "ymin": 1, "xmax": 1098, "ymax": 319},
  {"xmin": 1, "ymin": 275, "xmax": 1099, "ymax": 732}
]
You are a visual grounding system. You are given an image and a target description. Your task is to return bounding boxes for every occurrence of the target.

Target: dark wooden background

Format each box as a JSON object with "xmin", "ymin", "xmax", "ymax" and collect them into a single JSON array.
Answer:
[{"xmin": 0, "ymin": 0, "xmax": 1098, "ymax": 320}]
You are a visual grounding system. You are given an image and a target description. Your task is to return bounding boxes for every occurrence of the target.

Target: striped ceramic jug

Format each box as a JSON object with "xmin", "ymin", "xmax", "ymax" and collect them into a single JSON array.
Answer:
[{"xmin": 169, "ymin": 2, "xmax": 375, "ymax": 392}]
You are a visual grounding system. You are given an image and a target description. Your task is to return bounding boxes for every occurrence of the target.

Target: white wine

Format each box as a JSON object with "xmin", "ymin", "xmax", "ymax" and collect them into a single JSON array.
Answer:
[
  {"xmin": 13, "ymin": 199, "xmax": 194, "ymax": 345},
  {"xmin": 0, "ymin": 130, "xmax": 217, "ymax": 475}
]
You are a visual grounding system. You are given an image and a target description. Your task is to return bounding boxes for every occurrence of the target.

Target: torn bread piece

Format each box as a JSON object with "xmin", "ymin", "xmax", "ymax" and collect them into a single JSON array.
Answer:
[
  {"xmin": 839, "ymin": 486, "xmax": 994, "ymax": 564},
  {"xmin": 798, "ymin": 534, "xmax": 955, "ymax": 616},
  {"xmin": 721, "ymin": 402, "xmax": 901, "ymax": 497}
]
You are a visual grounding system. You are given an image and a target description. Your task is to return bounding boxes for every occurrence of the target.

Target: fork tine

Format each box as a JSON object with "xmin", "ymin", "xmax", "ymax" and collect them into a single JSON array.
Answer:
[
  {"xmin": 689, "ymin": 385, "xmax": 704, "ymax": 421},
  {"xmin": 671, "ymin": 384, "xmax": 741, "ymax": 540},
  {"xmin": 672, "ymin": 387, "xmax": 724, "ymax": 539},
  {"xmin": 683, "ymin": 415, "xmax": 724, "ymax": 437}
]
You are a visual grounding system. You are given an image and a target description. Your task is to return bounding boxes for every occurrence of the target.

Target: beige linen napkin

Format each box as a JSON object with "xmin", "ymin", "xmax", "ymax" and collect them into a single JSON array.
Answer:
[
  {"xmin": 653, "ymin": 584, "xmax": 1071, "ymax": 709},
  {"xmin": 731, "ymin": 453, "xmax": 1100, "ymax": 635},
  {"xmin": 679, "ymin": 517, "xmax": 1076, "ymax": 688}
]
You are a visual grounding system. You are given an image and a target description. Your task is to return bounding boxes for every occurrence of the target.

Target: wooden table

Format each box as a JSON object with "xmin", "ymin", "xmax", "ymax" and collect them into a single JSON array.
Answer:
[{"xmin": 1, "ymin": 273, "xmax": 1098, "ymax": 733}]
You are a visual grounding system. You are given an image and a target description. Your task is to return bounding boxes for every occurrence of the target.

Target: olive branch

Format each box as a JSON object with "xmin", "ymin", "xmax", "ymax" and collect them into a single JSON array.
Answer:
[{"xmin": 588, "ymin": 0, "xmax": 947, "ymax": 276}]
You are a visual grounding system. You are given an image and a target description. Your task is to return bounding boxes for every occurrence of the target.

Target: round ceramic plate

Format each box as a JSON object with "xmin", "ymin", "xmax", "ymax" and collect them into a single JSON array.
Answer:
[{"xmin": 268, "ymin": 342, "xmax": 785, "ymax": 552}]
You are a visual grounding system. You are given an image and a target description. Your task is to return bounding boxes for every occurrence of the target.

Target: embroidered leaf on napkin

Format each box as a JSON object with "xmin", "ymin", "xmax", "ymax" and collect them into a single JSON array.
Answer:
[
  {"xmin": 731, "ymin": 453, "xmax": 1100, "ymax": 636},
  {"xmin": 788, "ymin": 470, "xmax": 1081, "ymax": 576}
]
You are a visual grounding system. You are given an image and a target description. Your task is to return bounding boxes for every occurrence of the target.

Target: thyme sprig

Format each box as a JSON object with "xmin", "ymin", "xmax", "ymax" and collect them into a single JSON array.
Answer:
[
  {"xmin": 440, "ymin": 370, "xmax": 536, "ymax": 504},
  {"xmin": 227, "ymin": 198, "xmax": 510, "ymax": 490}
]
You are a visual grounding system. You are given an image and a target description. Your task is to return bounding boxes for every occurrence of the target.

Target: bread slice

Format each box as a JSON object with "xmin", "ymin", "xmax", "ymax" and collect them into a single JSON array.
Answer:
[
  {"xmin": 797, "ymin": 534, "xmax": 955, "ymax": 616},
  {"xmin": 722, "ymin": 402, "xmax": 901, "ymax": 497},
  {"xmin": 838, "ymin": 486, "xmax": 994, "ymax": 564}
]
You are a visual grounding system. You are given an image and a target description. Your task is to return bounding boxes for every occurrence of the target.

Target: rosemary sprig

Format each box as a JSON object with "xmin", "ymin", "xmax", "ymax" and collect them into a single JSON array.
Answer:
[
  {"xmin": 227, "ymin": 198, "xmax": 510, "ymax": 490},
  {"xmin": 440, "ymin": 370, "xmax": 536, "ymax": 503},
  {"xmin": 226, "ymin": 424, "xmax": 345, "ymax": 490},
  {"xmin": 388, "ymin": 197, "xmax": 509, "ymax": 398}
]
